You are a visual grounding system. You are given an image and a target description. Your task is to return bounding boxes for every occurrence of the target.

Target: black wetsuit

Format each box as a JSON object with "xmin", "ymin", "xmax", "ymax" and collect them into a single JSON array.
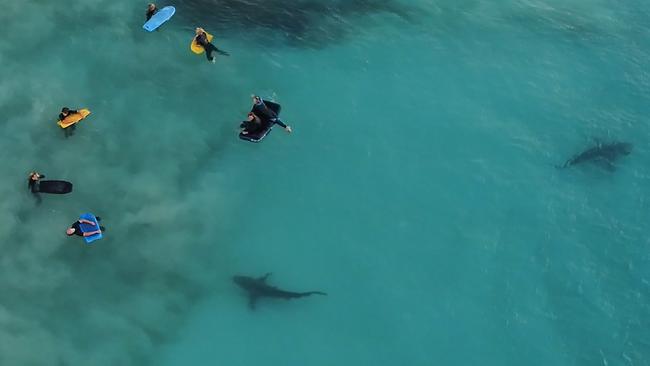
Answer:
[
  {"xmin": 146, "ymin": 7, "xmax": 158, "ymax": 21},
  {"xmin": 59, "ymin": 110, "xmax": 78, "ymax": 137},
  {"xmin": 70, "ymin": 221, "xmax": 84, "ymax": 236},
  {"xmin": 195, "ymin": 33, "xmax": 228, "ymax": 61},
  {"xmin": 253, "ymin": 103, "xmax": 287, "ymax": 128},
  {"xmin": 28, "ymin": 176, "xmax": 43, "ymax": 204},
  {"xmin": 240, "ymin": 119, "xmax": 265, "ymax": 135},
  {"xmin": 28, "ymin": 177, "xmax": 40, "ymax": 192},
  {"xmin": 58, "ymin": 110, "xmax": 78, "ymax": 121}
]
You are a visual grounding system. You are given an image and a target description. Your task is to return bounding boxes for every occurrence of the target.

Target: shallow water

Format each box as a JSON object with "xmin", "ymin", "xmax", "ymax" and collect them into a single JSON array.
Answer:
[{"xmin": 1, "ymin": 0, "xmax": 649, "ymax": 365}]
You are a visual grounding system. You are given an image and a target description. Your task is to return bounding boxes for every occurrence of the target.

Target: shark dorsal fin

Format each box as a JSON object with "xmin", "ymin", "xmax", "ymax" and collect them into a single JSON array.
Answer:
[{"xmin": 257, "ymin": 273, "xmax": 272, "ymax": 283}]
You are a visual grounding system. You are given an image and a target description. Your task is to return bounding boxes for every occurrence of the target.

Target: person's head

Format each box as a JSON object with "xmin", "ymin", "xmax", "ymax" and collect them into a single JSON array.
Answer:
[
  {"xmin": 61, "ymin": 107, "xmax": 70, "ymax": 115},
  {"xmin": 66, "ymin": 227, "xmax": 75, "ymax": 236},
  {"xmin": 148, "ymin": 3, "xmax": 156, "ymax": 10},
  {"xmin": 28, "ymin": 171, "xmax": 39, "ymax": 180},
  {"xmin": 247, "ymin": 112, "xmax": 256, "ymax": 122}
]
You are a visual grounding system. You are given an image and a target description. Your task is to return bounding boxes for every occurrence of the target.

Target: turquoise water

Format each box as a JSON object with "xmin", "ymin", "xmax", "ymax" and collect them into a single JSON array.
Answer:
[{"xmin": 1, "ymin": 0, "xmax": 649, "ymax": 365}]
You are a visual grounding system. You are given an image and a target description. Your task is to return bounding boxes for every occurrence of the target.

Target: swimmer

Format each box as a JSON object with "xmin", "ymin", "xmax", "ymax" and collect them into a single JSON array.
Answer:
[
  {"xmin": 59, "ymin": 107, "xmax": 78, "ymax": 121},
  {"xmin": 146, "ymin": 3, "xmax": 158, "ymax": 21},
  {"xmin": 27, "ymin": 171, "xmax": 44, "ymax": 204},
  {"xmin": 251, "ymin": 95, "xmax": 292, "ymax": 133},
  {"xmin": 194, "ymin": 27, "xmax": 229, "ymax": 63},
  {"xmin": 27, "ymin": 171, "xmax": 44, "ymax": 191},
  {"xmin": 240, "ymin": 112, "xmax": 263, "ymax": 135},
  {"xmin": 66, "ymin": 217, "xmax": 104, "ymax": 238},
  {"xmin": 58, "ymin": 107, "xmax": 79, "ymax": 138}
]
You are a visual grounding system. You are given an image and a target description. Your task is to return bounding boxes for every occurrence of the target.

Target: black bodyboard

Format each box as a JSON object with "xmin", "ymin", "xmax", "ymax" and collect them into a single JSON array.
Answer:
[{"xmin": 37, "ymin": 180, "xmax": 73, "ymax": 194}]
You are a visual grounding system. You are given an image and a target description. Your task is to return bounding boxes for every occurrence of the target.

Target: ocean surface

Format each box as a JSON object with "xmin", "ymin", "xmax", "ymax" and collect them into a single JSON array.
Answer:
[{"xmin": 0, "ymin": 0, "xmax": 649, "ymax": 365}]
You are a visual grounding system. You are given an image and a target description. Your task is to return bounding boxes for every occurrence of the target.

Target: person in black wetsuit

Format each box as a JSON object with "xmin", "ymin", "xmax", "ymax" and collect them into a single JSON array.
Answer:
[
  {"xmin": 251, "ymin": 95, "xmax": 292, "ymax": 133},
  {"xmin": 59, "ymin": 107, "xmax": 79, "ymax": 138},
  {"xmin": 194, "ymin": 27, "xmax": 229, "ymax": 63},
  {"xmin": 240, "ymin": 112, "xmax": 264, "ymax": 136},
  {"xmin": 66, "ymin": 217, "xmax": 104, "ymax": 237},
  {"xmin": 146, "ymin": 3, "xmax": 158, "ymax": 21},
  {"xmin": 59, "ymin": 107, "xmax": 78, "ymax": 121},
  {"xmin": 27, "ymin": 171, "xmax": 43, "ymax": 191},
  {"xmin": 27, "ymin": 171, "xmax": 44, "ymax": 204}
]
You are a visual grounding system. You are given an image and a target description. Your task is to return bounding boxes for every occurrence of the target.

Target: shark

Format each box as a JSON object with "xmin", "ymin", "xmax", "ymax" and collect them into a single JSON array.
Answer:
[
  {"xmin": 560, "ymin": 141, "xmax": 632, "ymax": 170},
  {"xmin": 233, "ymin": 273, "xmax": 327, "ymax": 310}
]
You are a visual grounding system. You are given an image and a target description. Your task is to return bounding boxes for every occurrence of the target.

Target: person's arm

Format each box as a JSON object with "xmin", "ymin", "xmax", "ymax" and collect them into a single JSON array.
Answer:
[
  {"xmin": 273, "ymin": 118, "xmax": 292, "ymax": 132},
  {"xmin": 78, "ymin": 219, "xmax": 96, "ymax": 226},
  {"xmin": 273, "ymin": 118, "xmax": 287, "ymax": 128},
  {"xmin": 83, "ymin": 230, "xmax": 101, "ymax": 237}
]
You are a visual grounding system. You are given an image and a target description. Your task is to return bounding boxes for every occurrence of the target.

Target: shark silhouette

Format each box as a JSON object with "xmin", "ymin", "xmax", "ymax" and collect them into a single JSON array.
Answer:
[
  {"xmin": 559, "ymin": 141, "xmax": 632, "ymax": 170},
  {"xmin": 233, "ymin": 273, "xmax": 327, "ymax": 310}
]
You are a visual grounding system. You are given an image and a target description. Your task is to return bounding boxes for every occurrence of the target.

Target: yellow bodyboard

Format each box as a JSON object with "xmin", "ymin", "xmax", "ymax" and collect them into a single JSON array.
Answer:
[
  {"xmin": 191, "ymin": 32, "xmax": 213, "ymax": 54},
  {"xmin": 57, "ymin": 109, "xmax": 91, "ymax": 129}
]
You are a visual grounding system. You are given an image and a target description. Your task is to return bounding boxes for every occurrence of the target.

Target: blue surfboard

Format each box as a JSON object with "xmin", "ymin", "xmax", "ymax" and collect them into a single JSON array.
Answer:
[
  {"xmin": 79, "ymin": 213, "xmax": 103, "ymax": 244},
  {"xmin": 143, "ymin": 6, "xmax": 176, "ymax": 32}
]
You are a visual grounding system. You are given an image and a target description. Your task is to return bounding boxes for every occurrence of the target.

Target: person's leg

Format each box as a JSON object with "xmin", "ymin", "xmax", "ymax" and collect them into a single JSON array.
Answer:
[
  {"xmin": 215, "ymin": 46, "xmax": 229, "ymax": 56},
  {"xmin": 205, "ymin": 44, "xmax": 215, "ymax": 61}
]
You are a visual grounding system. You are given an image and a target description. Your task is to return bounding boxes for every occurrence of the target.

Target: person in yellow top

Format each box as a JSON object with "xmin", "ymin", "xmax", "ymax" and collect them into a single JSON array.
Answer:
[{"xmin": 194, "ymin": 27, "xmax": 229, "ymax": 63}]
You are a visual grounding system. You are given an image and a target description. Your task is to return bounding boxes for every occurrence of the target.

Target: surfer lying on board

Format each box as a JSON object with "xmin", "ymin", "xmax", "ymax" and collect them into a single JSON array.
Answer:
[
  {"xmin": 66, "ymin": 217, "xmax": 104, "ymax": 237},
  {"xmin": 194, "ymin": 27, "xmax": 229, "ymax": 63},
  {"xmin": 58, "ymin": 107, "xmax": 78, "ymax": 121},
  {"xmin": 146, "ymin": 3, "xmax": 158, "ymax": 21},
  {"xmin": 251, "ymin": 95, "xmax": 292, "ymax": 133}
]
